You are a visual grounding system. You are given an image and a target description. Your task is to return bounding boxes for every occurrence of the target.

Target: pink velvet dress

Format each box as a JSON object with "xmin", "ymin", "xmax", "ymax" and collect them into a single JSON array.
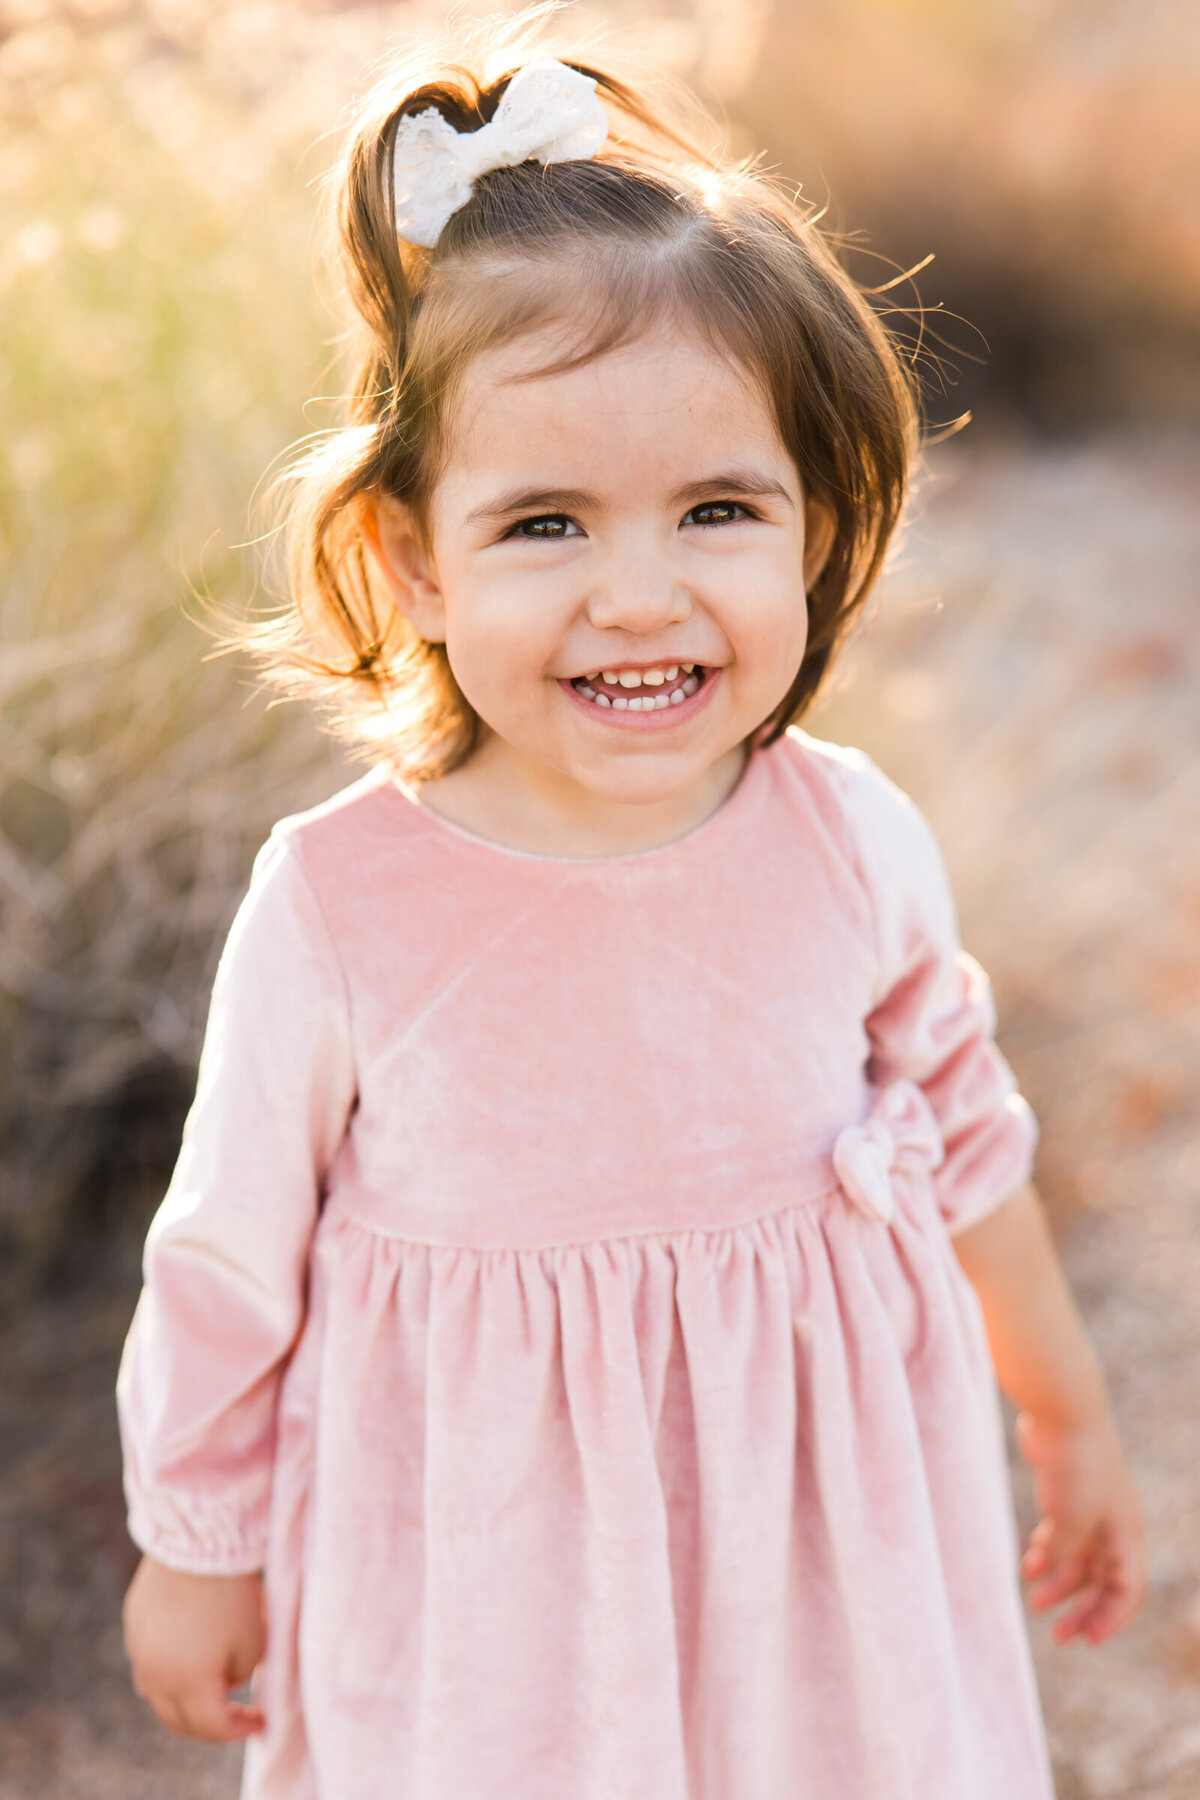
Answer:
[{"xmin": 117, "ymin": 730, "xmax": 1055, "ymax": 1800}]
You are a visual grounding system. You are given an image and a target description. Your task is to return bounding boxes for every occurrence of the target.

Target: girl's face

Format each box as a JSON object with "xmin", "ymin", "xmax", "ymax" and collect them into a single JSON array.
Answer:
[{"xmin": 374, "ymin": 326, "xmax": 834, "ymax": 820}]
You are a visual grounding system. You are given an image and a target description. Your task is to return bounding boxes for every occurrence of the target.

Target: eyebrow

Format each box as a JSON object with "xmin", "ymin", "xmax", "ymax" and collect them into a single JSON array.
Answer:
[
  {"xmin": 465, "ymin": 486, "xmax": 594, "ymax": 527},
  {"xmin": 464, "ymin": 468, "xmax": 795, "ymax": 527},
  {"xmin": 673, "ymin": 470, "xmax": 795, "ymax": 510}
]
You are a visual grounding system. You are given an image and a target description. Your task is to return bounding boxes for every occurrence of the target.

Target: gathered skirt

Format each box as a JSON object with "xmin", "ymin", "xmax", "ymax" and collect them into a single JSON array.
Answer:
[{"xmin": 244, "ymin": 1145, "xmax": 1053, "ymax": 1800}]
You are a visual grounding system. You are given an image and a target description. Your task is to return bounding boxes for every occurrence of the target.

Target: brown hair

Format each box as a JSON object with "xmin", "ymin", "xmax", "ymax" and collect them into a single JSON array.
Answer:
[{"xmin": 247, "ymin": 13, "xmax": 920, "ymax": 782}]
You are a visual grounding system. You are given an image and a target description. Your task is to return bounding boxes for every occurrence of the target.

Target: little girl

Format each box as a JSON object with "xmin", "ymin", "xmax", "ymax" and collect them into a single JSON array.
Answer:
[{"xmin": 118, "ymin": 22, "xmax": 1146, "ymax": 1800}]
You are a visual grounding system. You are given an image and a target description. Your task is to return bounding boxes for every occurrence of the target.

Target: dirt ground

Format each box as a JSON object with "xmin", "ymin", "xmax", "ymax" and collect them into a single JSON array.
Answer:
[{"xmin": 1, "ymin": 434, "xmax": 1198, "ymax": 1797}]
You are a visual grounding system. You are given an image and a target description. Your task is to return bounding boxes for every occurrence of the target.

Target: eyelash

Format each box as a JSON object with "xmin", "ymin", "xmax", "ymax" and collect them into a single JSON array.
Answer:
[{"xmin": 505, "ymin": 500, "xmax": 754, "ymax": 540}]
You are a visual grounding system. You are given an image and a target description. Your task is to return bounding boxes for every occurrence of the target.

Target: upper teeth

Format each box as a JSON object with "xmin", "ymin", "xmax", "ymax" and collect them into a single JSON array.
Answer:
[
  {"xmin": 574, "ymin": 668, "xmax": 703, "ymax": 710},
  {"xmin": 591, "ymin": 664, "xmax": 693, "ymax": 686}
]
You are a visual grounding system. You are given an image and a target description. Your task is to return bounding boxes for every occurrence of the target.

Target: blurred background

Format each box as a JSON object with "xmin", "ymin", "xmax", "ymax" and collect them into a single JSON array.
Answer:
[{"xmin": 1, "ymin": 1, "xmax": 1197, "ymax": 1793}]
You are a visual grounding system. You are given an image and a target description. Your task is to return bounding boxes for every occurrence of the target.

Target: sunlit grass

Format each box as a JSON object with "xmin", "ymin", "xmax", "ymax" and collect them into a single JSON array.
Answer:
[{"xmin": 0, "ymin": 8, "xmax": 361, "ymax": 1278}]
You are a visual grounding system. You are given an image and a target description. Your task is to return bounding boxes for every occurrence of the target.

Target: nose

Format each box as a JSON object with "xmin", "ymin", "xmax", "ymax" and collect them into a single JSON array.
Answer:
[{"xmin": 584, "ymin": 548, "xmax": 692, "ymax": 637}]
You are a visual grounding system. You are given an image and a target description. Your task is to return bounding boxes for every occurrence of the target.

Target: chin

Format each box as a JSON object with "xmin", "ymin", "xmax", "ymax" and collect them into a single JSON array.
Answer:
[{"xmin": 576, "ymin": 757, "xmax": 712, "ymax": 809}]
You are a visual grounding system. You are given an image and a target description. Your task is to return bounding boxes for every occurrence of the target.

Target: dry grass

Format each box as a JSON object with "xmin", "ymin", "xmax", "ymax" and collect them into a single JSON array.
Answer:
[{"xmin": 0, "ymin": 0, "xmax": 374, "ymax": 1282}]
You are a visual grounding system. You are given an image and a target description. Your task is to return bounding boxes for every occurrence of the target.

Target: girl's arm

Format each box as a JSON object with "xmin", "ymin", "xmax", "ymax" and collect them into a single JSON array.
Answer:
[
  {"xmin": 952, "ymin": 1182, "xmax": 1146, "ymax": 1645},
  {"xmin": 838, "ymin": 755, "xmax": 1146, "ymax": 1646},
  {"xmin": 118, "ymin": 830, "xmax": 357, "ymax": 1737}
]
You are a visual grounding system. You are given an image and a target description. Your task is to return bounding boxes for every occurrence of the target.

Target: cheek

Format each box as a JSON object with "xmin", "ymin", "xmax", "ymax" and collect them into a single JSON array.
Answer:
[
  {"xmin": 440, "ymin": 594, "xmax": 551, "ymax": 717},
  {"xmin": 732, "ymin": 570, "xmax": 808, "ymax": 670},
  {"xmin": 736, "ymin": 603, "xmax": 809, "ymax": 716},
  {"xmin": 440, "ymin": 630, "xmax": 503, "ymax": 714}
]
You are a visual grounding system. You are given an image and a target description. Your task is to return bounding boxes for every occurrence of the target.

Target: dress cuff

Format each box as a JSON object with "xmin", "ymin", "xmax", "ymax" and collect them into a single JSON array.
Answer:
[
  {"xmin": 125, "ymin": 1488, "xmax": 268, "ymax": 1576},
  {"xmin": 936, "ymin": 1093, "xmax": 1038, "ymax": 1236}
]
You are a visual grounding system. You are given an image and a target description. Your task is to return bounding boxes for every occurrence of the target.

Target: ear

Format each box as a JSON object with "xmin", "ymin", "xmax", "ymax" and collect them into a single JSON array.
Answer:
[
  {"xmin": 801, "ymin": 496, "xmax": 838, "ymax": 593},
  {"xmin": 362, "ymin": 494, "xmax": 447, "ymax": 643}
]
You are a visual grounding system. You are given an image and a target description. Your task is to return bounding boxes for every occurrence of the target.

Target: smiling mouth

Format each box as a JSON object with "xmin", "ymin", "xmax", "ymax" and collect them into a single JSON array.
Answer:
[{"xmin": 570, "ymin": 663, "xmax": 705, "ymax": 711}]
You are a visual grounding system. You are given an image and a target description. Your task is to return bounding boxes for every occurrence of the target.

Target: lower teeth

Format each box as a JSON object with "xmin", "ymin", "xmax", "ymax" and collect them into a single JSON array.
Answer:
[{"xmin": 575, "ymin": 673, "xmax": 702, "ymax": 709}]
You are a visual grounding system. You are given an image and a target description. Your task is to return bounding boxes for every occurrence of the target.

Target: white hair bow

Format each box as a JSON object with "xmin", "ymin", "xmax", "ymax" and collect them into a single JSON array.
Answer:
[{"xmin": 392, "ymin": 58, "xmax": 609, "ymax": 249}]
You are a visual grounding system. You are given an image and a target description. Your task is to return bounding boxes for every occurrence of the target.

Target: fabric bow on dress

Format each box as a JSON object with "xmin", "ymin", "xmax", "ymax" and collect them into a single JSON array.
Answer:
[
  {"xmin": 832, "ymin": 1080, "xmax": 945, "ymax": 1225},
  {"xmin": 392, "ymin": 58, "xmax": 610, "ymax": 248}
]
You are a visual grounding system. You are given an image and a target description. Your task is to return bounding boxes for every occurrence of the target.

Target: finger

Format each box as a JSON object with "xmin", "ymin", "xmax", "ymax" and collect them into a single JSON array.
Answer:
[
  {"xmin": 1027, "ymin": 1552, "xmax": 1088, "ymax": 1612},
  {"xmin": 1050, "ymin": 1584, "xmax": 1105, "ymax": 1643},
  {"xmin": 1108, "ymin": 1525, "xmax": 1148, "ymax": 1606},
  {"xmin": 195, "ymin": 1698, "xmax": 266, "ymax": 1742},
  {"xmin": 175, "ymin": 1677, "xmax": 266, "ymax": 1743},
  {"xmin": 177, "ymin": 1703, "xmax": 264, "ymax": 1742},
  {"xmin": 224, "ymin": 1656, "xmax": 264, "ymax": 1721},
  {"xmin": 1020, "ymin": 1514, "xmax": 1064, "ymax": 1579},
  {"xmin": 224, "ymin": 1705, "xmax": 266, "ymax": 1739},
  {"xmin": 1077, "ymin": 1577, "xmax": 1142, "ymax": 1645},
  {"xmin": 146, "ymin": 1687, "xmax": 189, "ymax": 1737},
  {"xmin": 1021, "ymin": 1539, "xmax": 1051, "ymax": 1578},
  {"xmin": 135, "ymin": 1674, "xmax": 200, "ymax": 1740},
  {"xmin": 1078, "ymin": 1541, "xmax": 1147, "ymax": 1644}
]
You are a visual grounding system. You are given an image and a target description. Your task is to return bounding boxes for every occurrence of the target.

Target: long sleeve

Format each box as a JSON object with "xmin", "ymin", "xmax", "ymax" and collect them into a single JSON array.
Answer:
[
  {"xmin": 116, "ymin": 832, "xmax": 357, "ymax": 1574},
  {"xmin": 838, "ymin": 752, "xmax": 1037, "ymax": 1235}
]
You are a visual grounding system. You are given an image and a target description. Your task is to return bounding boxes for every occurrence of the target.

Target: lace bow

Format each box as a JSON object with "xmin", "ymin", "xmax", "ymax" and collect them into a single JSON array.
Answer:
[
  {"xmin": 392, "ymin": 58, "xmax": 609, "ymax": 248},
  {"xmin": 831, "ymin": 1081, "xmax": 945, "ymax": 1225}
]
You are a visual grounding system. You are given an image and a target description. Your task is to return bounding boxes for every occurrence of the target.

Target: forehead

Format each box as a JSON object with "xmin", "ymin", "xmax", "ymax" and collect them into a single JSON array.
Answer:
[{"xmin": 440, "ymin": 327, "xmax": 789, "ymax": 480}]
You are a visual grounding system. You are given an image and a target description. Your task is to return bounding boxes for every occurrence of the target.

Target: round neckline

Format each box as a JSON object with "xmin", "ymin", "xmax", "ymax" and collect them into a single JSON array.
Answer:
[{"xmin": 376, "ymin": 743, "xmax": 768, "ymax": 867}]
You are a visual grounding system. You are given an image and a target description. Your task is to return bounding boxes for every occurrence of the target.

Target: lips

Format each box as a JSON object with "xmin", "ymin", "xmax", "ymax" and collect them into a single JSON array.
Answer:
[{"xmin": 570, "ymin": 665, "xmax": 704, "ymax": 711}]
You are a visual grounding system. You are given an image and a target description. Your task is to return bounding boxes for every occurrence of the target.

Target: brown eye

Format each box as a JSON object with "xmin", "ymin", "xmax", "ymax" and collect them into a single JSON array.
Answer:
[
  {"xmin": 687, "ymin": 501, "xmax": 744, "ymax": 527},
  {"xmin": 513, "ymin": 515, "xmax": 576, "ymax": 538}
]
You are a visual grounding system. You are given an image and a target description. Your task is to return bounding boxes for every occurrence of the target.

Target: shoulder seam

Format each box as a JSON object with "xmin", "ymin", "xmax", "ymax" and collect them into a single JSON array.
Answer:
[
  {"xmin": 785, "ymin": 738, "xmax": 888, "ymax": 998},
  {"xmin": 275, "ymin": 836, "xmax": 358, "ymax": 1062}
]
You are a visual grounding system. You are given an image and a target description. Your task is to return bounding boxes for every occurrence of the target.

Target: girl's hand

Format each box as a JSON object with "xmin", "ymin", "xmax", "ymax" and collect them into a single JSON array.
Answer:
[
  {"xmin": 123, "ymin": 1555, "xmax": 267, "ymax": 1741},
  {"xmin": 1016, "ymin": 1410, "xmax": 1146, "ymax": 1646}
]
